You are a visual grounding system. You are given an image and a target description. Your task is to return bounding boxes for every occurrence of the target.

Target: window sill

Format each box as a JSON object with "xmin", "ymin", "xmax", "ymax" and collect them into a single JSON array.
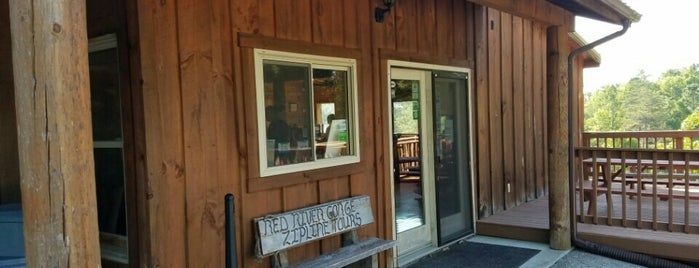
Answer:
[{"xmin": 100, "ymin": 232, "xmax": 128, "ymax": 265}]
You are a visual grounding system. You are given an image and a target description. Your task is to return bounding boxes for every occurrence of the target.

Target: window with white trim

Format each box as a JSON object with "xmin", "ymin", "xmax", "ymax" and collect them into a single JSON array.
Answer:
[{"xmin": 255, "ymin": 49, "xmax": 360, "ymax": 177}]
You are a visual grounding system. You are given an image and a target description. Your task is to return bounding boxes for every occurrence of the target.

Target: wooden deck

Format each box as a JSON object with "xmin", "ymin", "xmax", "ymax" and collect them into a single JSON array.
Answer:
[
  {"xmin": 476, "ymin": 196, "xmax": 699, "ymax": 263},
  {"xmin": 476, "ymin": 197, "xmax": 549, "ymax": 243},
  {"xmin": 578, "ymin": 190, "xmax": 699, "ymax": 231},
  {"xmin": 577, "ymin": 223, "xmax": 699, "ymax": 263}
]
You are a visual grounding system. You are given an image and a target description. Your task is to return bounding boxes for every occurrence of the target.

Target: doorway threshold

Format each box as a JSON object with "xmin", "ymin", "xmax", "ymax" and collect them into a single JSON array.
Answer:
[{"xmin": 397, "ymin": 244, "xmax": 440, "ymax": 267}]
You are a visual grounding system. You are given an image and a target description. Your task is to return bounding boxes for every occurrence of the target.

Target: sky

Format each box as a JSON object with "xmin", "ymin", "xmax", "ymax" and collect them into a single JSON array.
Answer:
[{"xmin": 575, "ymin": 0, "xmax": 699, "ymax": 92}]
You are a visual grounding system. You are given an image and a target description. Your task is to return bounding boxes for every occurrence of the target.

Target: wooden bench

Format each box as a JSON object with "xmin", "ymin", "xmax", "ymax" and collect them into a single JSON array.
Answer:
[
  {"xmin": 604, "ymin": 186, "xmax": 699, "ymax": 201},
  {"xmin": 619, "ymin": 173, "xmax": 699, "ymax": 190},
  {"xmin": 577, "ymin": 180, "xmax": 610, "ymax": 215},
  {"xmin": 254, "ymin": 195, "xmax": 395, "ymax": 268},
  {"xmin": 578, "ymin": 180, "xmax": 699, "ymax": 215}
]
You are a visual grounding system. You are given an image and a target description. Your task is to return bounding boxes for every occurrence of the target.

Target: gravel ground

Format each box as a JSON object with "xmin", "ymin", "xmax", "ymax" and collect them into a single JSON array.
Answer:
[{"xmin": 551, "ymin": 250, "xmax": 647, "ymax": 268}]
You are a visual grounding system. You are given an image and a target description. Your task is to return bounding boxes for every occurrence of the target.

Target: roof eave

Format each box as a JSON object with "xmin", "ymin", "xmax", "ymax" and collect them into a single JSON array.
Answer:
[
  {"xmin": 569, "ymin": 32, "xmax": 602, "ymax": 67},
  {"xmin": 548, "ymin": 0, "xmax": 641, "ymax": 25}
]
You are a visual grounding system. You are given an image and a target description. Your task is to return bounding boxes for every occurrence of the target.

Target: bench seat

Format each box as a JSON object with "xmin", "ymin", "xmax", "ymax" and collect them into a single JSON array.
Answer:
[
  {"xmin": 611, "ymin": 175, "xmax": 699, "ymax": 190},
  {"xmin": 578, "ymin": 182, "xmax": 699, "ymax": 202},
  {"xmin": 293, "ymin": 238, "xmax": 395, "ymax": 268}
]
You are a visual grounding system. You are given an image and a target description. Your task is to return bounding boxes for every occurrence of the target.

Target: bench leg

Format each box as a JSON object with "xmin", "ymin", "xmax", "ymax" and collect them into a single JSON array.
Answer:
[
  {"xmin": 343, "ymin": 230, "xmax": 376, "ymax": 268},
  {"xmin": 272, "ymin": 252, "xmax": 289, "ymax": 268},
  {"xmin": 586, "ymin": 192, "xmax": 597, "ymax": 216}
]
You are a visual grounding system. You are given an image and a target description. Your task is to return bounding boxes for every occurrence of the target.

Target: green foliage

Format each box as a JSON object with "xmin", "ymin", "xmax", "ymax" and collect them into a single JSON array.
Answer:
[
  {"xmin": 585, "ymin": 64, "xmax": 699, "ymax": 131},
  {"xmin": 392, "ymin": 102, "xmax": 418, "ymax": 134},
  {"xmin": 584, "ymin": 84, "xmax": 624, "ymax": 131},
  {"xmin": 681, "ymin": 110, "xmax": 699, "ymax": 130},
  {"xmin": 658, "ymin": 64, "xmax": 699, "ymax": 129}
]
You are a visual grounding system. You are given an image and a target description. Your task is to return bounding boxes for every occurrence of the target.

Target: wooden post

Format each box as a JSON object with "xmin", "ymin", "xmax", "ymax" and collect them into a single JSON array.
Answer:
[
  {"xmin": 546, "ymin": 25, "xmax": 571, "ymax": 250},
  {"xmin": 9, "ymin": 0, "xmax": 101, "ymax": 266}
]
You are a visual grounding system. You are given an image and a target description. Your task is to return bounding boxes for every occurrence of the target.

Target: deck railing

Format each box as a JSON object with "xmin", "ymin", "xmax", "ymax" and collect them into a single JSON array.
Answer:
[
  {"xmin": 575, "ymin": 147, "xmax": 699, "ymax": 234},
  {"xmin": 583, "ymin": 131, "xmax": 699, "ymax": 150}
]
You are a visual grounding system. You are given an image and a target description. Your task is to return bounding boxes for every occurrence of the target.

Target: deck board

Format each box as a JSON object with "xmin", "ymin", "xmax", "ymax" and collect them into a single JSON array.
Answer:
[
  {"xmin": 578, "ymin": 223, "xmax": 699, "ymax": 263},
  {"xmin": 577, "ymin": 186, "xmax": 699, "ymax": 228},
  {"xmin": 476, "ymin": 195, "xmax": 699, "ymax": 262},
  {"xmin": 476, "ymin": 197, "xmax": 549, "ymax": 242}
]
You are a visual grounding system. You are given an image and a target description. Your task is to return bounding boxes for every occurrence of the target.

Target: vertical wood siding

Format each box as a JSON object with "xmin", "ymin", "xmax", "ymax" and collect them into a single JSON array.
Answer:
[
  {"xmin": 501, "ymin": 13, "xmax": 515, "ymax": 210},
  {"xmin": 136, "ymin": 0, "xmax": 188, "ymax": 266},
  {"xmin": 512, "ymin": 16, "xmax": 526, "ymax": 206},
  {"xmin": 127, "ymin": 0, "xmax": 556, "ymax": 265},
  {"xmin": 177, "ymin": 0, "xmax": 237, "ymax": 266},
  {"xmin": 1, "ymin": 0, "xmax": 559, "ymax": 265},
  {"xmin": 488, "ymin": 8, "xmax": 505, "ymax": 213},
  {"xmin": 479, "ymin": 8, "xmax": 549, "ymax": 216},
  {"xmin": 231, "ymin": 0, "xmax": 375, "ymax": 266}
]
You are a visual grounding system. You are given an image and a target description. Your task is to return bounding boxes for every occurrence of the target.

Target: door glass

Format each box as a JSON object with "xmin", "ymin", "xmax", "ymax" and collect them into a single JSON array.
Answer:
[
  {"xmin": 392, "ymin": 78, "xmax": 424, "ymax": 232},
  {"xmin": 433, "ymin": 72, "xmax": 473, "ymax": 244}
]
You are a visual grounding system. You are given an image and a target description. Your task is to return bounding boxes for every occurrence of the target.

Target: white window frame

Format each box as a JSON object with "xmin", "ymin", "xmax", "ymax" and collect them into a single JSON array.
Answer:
[{"xmin": 254, "ymin": 49, "xmax": 360, "ymax": 177}]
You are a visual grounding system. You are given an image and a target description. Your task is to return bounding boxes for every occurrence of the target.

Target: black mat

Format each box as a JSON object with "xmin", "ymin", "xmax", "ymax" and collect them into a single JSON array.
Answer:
[{"xmin": 407, "ymin": 241, "xmax": 540, "ymax": 268}]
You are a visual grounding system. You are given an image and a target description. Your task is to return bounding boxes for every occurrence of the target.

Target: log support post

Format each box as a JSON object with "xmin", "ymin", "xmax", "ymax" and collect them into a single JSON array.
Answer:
[
  {"xmin": 546, "ymin": 25, "xmax": 572, "ymax": 250},
  {"xmin": 9, "ymin": 0, "xmax": 101, "ymax": 266}
]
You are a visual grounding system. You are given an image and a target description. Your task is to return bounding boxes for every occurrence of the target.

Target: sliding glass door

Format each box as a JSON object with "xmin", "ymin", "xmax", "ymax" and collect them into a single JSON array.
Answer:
[{"xmin": 432, "ymin": 71, "xmax": 473, "ymax": 244}]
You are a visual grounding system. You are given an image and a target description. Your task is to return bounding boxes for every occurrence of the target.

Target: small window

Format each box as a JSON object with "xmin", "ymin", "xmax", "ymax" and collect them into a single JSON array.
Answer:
[
  {"xmin": 255, "ymin": 49, "xmax": 359, "ymax": 176},
  {"xmin": 89, "ymin": 33, "xmax": 129, "ymax": 264}
]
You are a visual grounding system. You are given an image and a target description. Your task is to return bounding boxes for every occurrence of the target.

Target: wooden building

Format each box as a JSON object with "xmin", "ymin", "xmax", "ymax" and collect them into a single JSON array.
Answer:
[{"xmin": 0, "ymin": 0, "xmax": 639, "ymax": 267}]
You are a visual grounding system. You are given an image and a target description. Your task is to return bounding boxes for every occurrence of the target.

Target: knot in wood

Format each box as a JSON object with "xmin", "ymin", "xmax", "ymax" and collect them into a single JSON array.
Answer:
[{"xmin": 52, "ymin": 23, "xmax": 62, "ymax": 34}]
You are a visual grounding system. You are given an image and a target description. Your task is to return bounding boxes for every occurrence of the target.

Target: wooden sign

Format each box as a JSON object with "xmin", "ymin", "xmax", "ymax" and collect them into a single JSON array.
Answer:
[{"xmin": 254, "ymin": 195, "xmax": 374, "ymax": 256}]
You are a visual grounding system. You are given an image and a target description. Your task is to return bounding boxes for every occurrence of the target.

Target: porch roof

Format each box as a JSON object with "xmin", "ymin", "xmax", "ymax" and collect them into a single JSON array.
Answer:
[
  {"xmin": 569, "ymin": 32, "xmax": 601, "ymax": 68},
  {"xmin": 548, "ymin": 0, "xmax": 641, "ymax": 25}
]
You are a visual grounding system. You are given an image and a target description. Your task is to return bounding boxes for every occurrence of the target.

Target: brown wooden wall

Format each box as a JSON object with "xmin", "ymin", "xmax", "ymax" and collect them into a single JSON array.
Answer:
[
  {"xmin": 0, "ymin": 0, "xmax": 21, "ymax": 205},
  {"xmin": 3, "ymin": 0, "xmax": 569, "ymax": 266},
  {"xmin": 233, "ymin": 1, "xmax": 376, "ymax": 266},
  {"xmin": 475, "ymin": 9, "xmax": 549, "ymax": 217}
]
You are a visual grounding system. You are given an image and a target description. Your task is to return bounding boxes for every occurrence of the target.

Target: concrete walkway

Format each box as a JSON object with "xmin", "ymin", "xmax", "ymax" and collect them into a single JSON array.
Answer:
[{"xmin": 418, "ymin": 236, "xmax": 644, "ymax": 268}]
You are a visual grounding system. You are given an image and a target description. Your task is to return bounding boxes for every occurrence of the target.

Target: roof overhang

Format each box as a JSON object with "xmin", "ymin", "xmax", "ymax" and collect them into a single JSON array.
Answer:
[
  {"xmin": 547, "ymin": 0, "xmax": 641, "ymax": 25},
  {"xmin": 569, "ymin": 32, "xmax": 601, "ymax": 68}
]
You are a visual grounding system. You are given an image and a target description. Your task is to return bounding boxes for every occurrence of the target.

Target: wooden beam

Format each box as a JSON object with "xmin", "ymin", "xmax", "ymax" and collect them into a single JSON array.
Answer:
[
  {"xmin": 546, "ymin": 25, "xmax": 571, "ymax": 250},
  {"xmin": 467, "ymin": 0, "xmax": 574, "ymax": 29},
  {"xmin": 9, "ymin": 0, "xmax": 101, "ymax": 266}
]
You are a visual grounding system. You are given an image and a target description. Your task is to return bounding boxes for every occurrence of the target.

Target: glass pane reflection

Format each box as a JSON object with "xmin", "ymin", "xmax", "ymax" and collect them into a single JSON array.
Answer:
[{"xmin": 262, "ymin": 60, "xmax": 353, "ymax": 168}]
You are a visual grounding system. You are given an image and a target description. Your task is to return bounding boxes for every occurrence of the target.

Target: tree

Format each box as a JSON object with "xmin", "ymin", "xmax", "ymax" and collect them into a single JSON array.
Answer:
[
  {"xmin": 618, "ymin": 73, "xmax": 668, "ymax": 131},
  {"xmin": 584, "ymin": 84, "xmax": 624, "ymax": 131},
  {"xmin": 681, "ymin": 110, "xmax": 699, "ymax": 130},
  {"xmin": 658, "ymin": 64, "xmax": 699, "ymax": 129},
  {"xmin": 584, "ymin": 66, "xmax": 699, "ymax": 131}
]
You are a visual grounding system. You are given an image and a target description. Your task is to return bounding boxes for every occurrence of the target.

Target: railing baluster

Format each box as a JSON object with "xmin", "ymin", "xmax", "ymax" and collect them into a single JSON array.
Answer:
[
  {"xmin": 668, "ymin": 152, "xmax": 674, "ymax": 230},
  {"xmin": 576, "ymin": 141, "xmax": 699, "ymax": 234},
  {"xmin": 621, "ymin": 151, "xmax": 628, "ymax": 226},
  {"xmin": 684, "ymin": 152, "xmax": 690, "ymax": 233},
  {"xmin": 592, "ymin": 150, "xmax": 599, "ymax": 224},
  {"xmin": 652, "ymin": 152, "xmax": 658, "ymax": 230},
  {"xmin": 636, "ymin": 150, "xmax": 643, "ymax": 229},
  {"xmin": 578, "ymin": 148, "xmax": 586, "ymax": 223},
  {"xmin": 605, "ymin": 150, "xmax": 613, "ymax": 225}
]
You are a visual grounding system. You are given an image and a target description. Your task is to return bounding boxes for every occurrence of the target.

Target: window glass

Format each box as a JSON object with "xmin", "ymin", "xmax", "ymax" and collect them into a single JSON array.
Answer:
[
  {"xmin": 256, "ymin": 50, "xmax": 359, "ymax": 176},
  {"xmin": 88, "ymin": 33, "xmax": 129, "ymax": 264},
  {"xmin": 89, "ymin": 44, "xmax": 127, "ymax": 236}
]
